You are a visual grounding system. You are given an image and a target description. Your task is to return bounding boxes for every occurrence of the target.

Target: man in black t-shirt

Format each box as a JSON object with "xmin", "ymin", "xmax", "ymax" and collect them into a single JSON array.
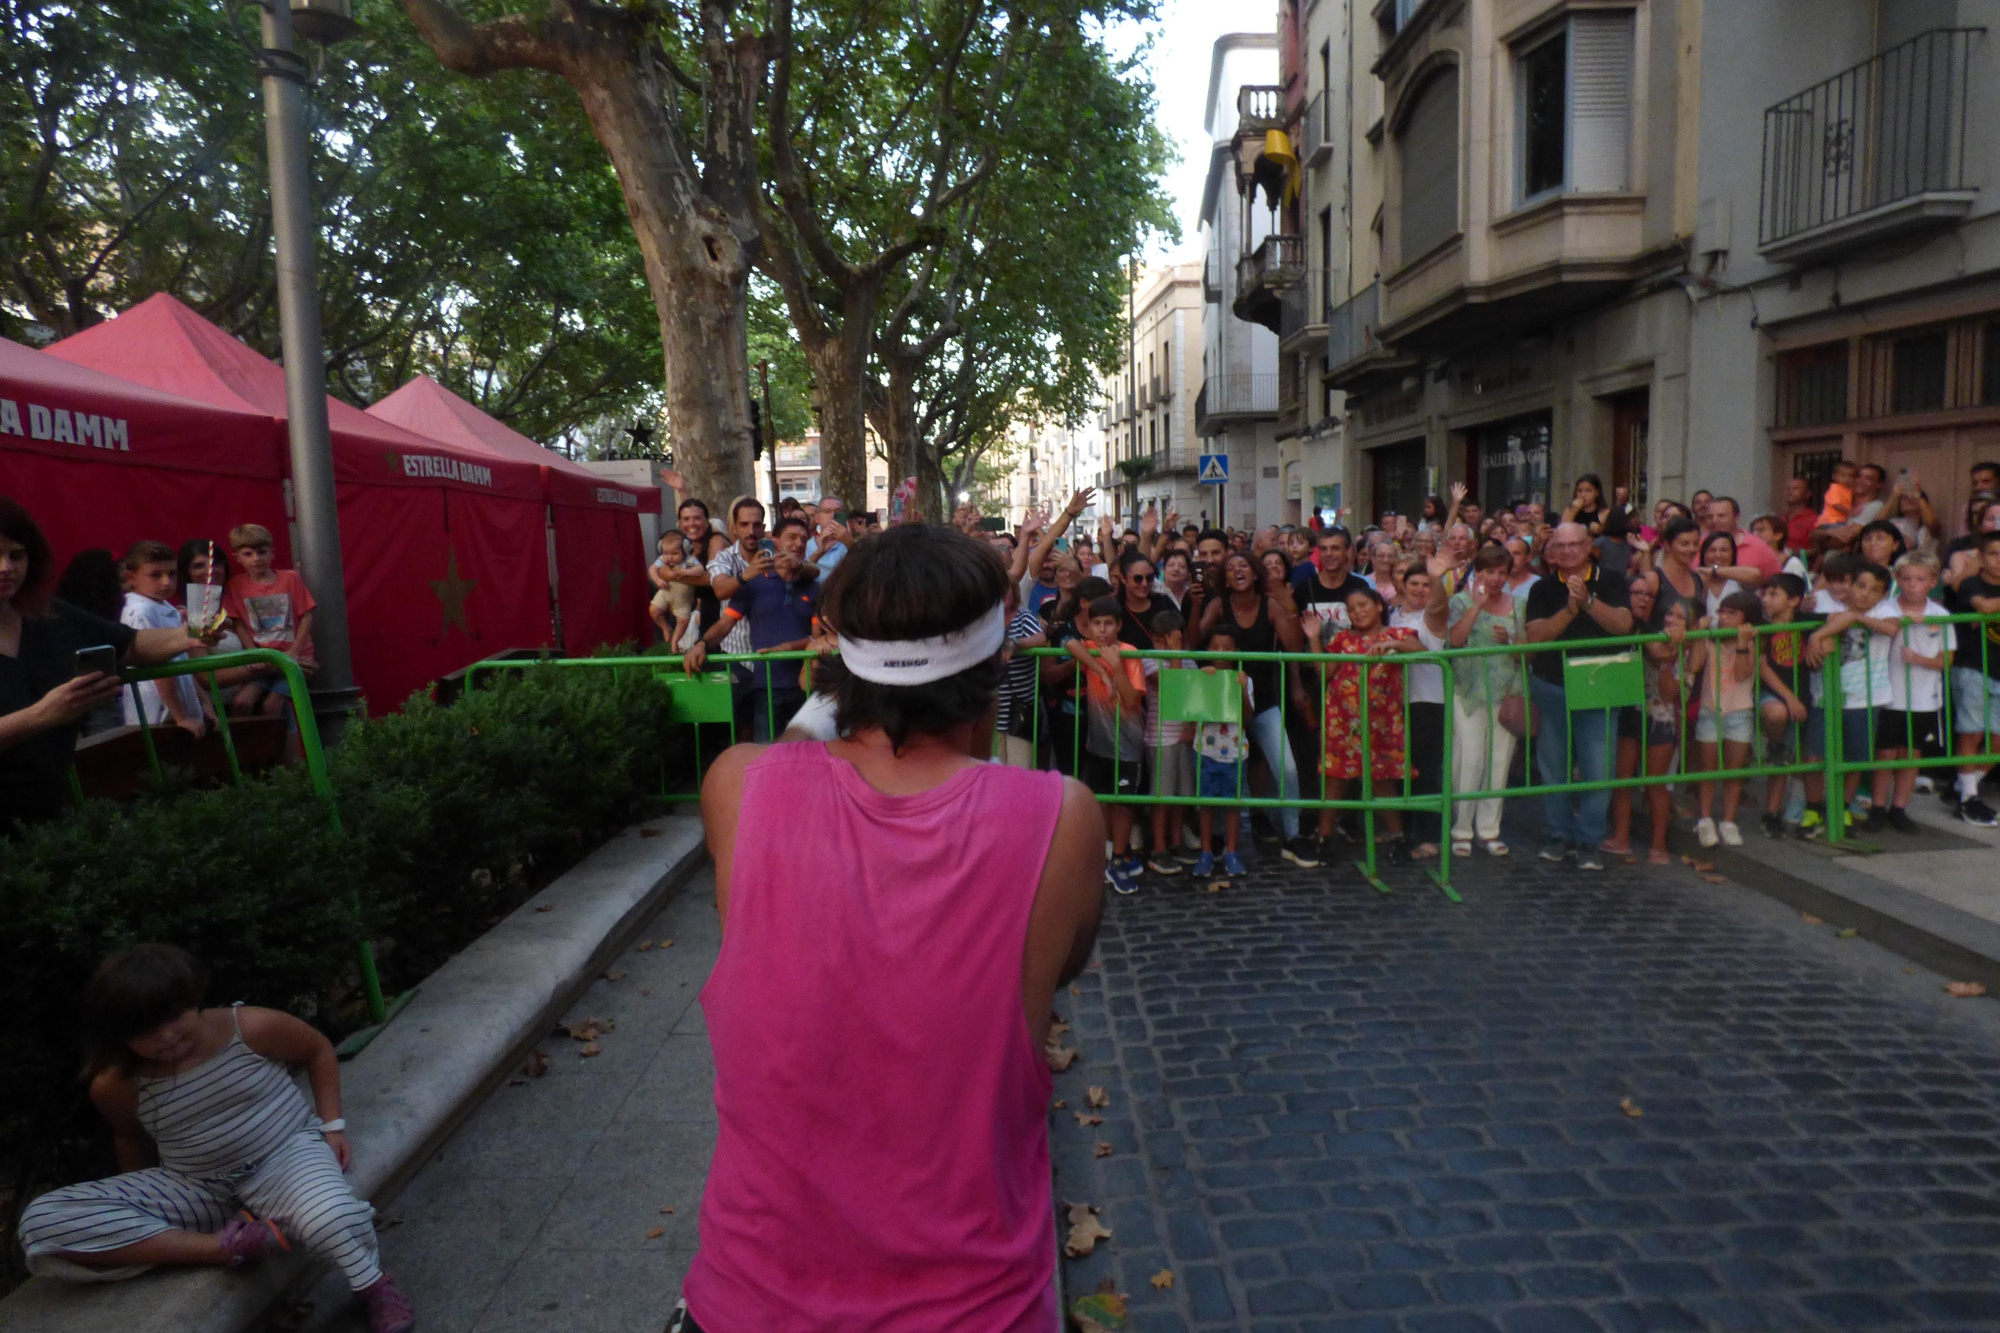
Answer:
[
  {"xmin": 1522, "ymin": 522, "xmax": 1636, "ymax": 869},
  {"xmin": 1293, "ymin": 528, "xmax": 1370, "ymax": 631},
  {"xmin": 1948, "ymin": 530, "xmax": 2000, "ymax": 825}
]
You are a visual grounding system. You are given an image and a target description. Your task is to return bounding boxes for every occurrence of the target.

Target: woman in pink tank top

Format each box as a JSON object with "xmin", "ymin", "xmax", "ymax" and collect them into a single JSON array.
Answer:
[{"xmin": 680, "ymin": 523, "xmax": 1106, "ymax": 1333}]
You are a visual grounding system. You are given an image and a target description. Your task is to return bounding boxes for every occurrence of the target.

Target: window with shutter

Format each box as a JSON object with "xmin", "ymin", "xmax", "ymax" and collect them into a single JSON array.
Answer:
[
  {"xmin": 1568, "ymin": 10, "xmax": 1634, "ymax": 191},
  {"xmin": 1398, "ymin": 67, "xmax": 1459, "ymax": 264}
]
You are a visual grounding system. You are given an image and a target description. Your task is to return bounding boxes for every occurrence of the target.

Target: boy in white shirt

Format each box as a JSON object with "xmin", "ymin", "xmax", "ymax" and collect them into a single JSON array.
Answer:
[
  {"xmin": 1868, "ymin": 551, "xmax": 1951, "ymax": 833},
  {"xmin": 1805, "ymin": 561, "xmax": 1897, "ymax": 833},
  {"xmin": 118, "ymin": 540, "xmax": 210, "ymax": 736}
]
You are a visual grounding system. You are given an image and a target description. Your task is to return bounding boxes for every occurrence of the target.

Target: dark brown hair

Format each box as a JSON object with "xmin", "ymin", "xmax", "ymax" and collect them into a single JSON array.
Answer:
[
  {"xmin": 81, "ymin": 943, "xmax": 208, "ymax": 1077},
  {"xmin": 121, "ymin": 539, "xmax": 177, "ymax": 573},
  {"xmin": 815, "ymin": 524, "xmax": 1009, "ymax": 749},
  {"xmin": 0, "ymin": 495, "xmax": 55, "ymax": 615}
]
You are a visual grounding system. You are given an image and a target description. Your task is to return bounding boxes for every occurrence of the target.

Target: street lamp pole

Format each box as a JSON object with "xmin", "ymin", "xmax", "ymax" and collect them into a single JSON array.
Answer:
[{"xmin": 257, "ymin": 0, "xmax": 359, "ymax": 740}]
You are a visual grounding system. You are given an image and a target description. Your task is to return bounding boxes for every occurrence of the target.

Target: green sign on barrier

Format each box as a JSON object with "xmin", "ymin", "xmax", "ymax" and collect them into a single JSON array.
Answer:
[
  {"xmin": 1562, "ymin": 650, "xmax": 1645, "ymax": 711},
  {"xmin": 658, "ymin": 669, "xmax": 735, "ymax": 724},
  {"xmin": 1158, "ymin": 666, "xmax": 1242, "ymax": 724}
]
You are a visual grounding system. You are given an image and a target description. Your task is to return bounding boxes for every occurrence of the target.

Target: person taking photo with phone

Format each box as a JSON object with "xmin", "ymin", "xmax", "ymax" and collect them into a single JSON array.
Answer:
[{"xmin": 0, "ymin": 498, "xmax": 217, "ymax": 833}]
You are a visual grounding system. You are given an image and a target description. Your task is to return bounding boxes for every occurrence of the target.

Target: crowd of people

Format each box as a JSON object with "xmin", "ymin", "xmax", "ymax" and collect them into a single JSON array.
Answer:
[{"xmin": 637, "ymin": 460, "xmax": 2000, "ymax": 892}]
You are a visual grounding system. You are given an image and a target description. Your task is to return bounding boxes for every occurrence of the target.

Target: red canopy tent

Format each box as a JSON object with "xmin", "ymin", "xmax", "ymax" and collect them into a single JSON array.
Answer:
[
  {"xmin": 48, "ymin": 296, "xmax": 556, "ymax": 713},
  {"xmin": 366, "ymin": 375, "xmax": 653, "ymax": 655},
  {"xmin": 0, "ymin": 335, "xmax": 289, "ymax": 581}
]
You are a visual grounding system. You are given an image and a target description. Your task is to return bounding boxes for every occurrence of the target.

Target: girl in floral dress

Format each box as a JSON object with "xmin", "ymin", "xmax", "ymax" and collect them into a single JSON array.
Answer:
[{"xmin": 1304, "ymin": 586, "xmax": 1426, "ymax": 859}]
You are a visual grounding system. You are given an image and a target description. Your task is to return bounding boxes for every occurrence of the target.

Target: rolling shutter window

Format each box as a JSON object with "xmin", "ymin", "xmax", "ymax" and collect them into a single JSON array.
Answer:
[
  {"xmin": 1399, "ymin": 67, "xmax": 1459, "ymax": 263},
  {"xmin": 1568, "ymin": 10, "xmax": 1634, "ymax": 192}
]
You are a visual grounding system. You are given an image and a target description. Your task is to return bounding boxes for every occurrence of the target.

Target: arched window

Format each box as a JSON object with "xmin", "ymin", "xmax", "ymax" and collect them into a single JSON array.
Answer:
[{"xmin": 1398, "ymin": 66, "xmax": 1460, "ymax": 264}]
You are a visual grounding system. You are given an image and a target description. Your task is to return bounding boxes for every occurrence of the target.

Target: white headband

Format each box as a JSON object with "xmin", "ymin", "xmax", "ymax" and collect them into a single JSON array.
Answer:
[{"xmin": 837, "ymin": 602, "xmax": 1007, "ymax": 685}]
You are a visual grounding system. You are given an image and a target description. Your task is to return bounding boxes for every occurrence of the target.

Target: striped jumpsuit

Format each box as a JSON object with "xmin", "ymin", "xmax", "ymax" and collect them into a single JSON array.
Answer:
[{"xmin": 19, "ymin": 1004, "xmax": 382, "ymax": 1290}]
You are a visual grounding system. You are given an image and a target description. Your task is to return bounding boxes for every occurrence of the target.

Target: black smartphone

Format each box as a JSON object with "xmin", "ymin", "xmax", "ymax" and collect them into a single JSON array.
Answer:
[
  {"xmin": 73, "ymin": 644, "xmax": 118, "ymax": 678},
  {"xmin": 977, "ymin": 515, "xmax": 1007, "ymax": 532}
]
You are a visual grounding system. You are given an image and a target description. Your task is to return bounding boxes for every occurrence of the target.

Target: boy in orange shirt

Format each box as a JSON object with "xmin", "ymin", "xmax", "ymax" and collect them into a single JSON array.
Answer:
[
  {"xmin": 221, "ymin": 523, "xmax": 317, "ymax": 721},
  {"xmin": 1068, "ymin": 594, "xmax": 1147, "ymax": 893},
  {"xmin": 1817, "ymin": 459, "xmax": 1858, "ymax": 528}
]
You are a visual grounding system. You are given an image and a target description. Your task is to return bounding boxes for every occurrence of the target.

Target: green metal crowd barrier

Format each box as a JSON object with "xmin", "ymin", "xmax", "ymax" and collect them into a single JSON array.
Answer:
[{"xmin": 451, "ymin": 614, "xmax": 2000, "ymax": 902}]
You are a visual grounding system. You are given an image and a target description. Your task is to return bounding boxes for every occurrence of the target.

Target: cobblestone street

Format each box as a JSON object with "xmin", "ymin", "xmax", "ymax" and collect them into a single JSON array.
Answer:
[{"xmin": 1050, "ymin": 838, "xmax": 2000, "ymax": 1332}]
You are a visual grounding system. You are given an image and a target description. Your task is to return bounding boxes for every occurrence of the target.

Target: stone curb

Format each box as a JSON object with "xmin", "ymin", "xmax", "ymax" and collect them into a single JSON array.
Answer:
[
  {"xmin": 0, "ymin": 813, "xmax": 709, "ymax": 1333},
  {"xmin": 1665, "ymin": 821, "xmax": 2000, "ymax": 991}
]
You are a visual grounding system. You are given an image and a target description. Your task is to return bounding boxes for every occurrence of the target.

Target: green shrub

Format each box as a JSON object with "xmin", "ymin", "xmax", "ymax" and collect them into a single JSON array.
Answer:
[{"xmin": 0, "ymin": 665, "xmax": 685, "ymax": 1270}]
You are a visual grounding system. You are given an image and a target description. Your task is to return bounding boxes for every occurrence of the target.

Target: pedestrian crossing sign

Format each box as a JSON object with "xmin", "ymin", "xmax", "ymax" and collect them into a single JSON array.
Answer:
[{"xmin": 1198, "ymin": 454, "xmax": 1229, "ymax": 484}]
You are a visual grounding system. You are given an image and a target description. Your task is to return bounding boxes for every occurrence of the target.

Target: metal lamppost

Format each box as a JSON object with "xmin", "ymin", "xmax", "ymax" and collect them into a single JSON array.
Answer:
[{"xmin": 258, "ymin": 0, "xmax": 361, "ymax": 740}]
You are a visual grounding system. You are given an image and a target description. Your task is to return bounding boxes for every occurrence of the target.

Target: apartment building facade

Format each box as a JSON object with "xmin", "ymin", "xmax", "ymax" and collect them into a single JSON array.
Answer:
[
  {"xmin": 1688, "ymin": 1, "xmax": 2000, "ymax": 531},
  {"xmin": 1197, "ymin": 34, "xmax": 1288, "ymax": 529},
  {"xmin": 1321, "ymin": 0, "xmax": 1696, "ymax": 527},
  {"xmin": 1099, "ymin": 261, "xmax": 1205, "ymax": 520}
]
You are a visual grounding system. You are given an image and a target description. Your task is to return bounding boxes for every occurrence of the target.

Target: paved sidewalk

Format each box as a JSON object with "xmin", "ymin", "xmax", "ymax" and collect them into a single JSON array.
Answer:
[
  {"xmin": 308, "ymin": 869, "xmax": 720, "ymax": 1333},
  {"xmin": 1051, "ymin": 825, "xmax": 2000, "ymax": 1332}
]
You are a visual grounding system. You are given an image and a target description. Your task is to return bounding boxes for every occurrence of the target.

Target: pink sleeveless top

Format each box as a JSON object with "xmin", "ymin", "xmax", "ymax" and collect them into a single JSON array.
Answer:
[{"xmin": 685, "ymin": 743, "xmax": 1066, "ymax": 1332}]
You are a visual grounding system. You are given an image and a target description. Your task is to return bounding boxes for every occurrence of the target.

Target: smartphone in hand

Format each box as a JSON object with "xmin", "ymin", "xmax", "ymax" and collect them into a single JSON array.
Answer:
[{"xmin": 73, "ymin": 644, "xmax": 118, "ymax": 678}]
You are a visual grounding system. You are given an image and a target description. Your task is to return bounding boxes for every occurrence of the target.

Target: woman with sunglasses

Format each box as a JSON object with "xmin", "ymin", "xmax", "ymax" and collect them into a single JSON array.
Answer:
[{"xmin": 1114, "ymin": 548, "xmax": 1167, "ymax": 649}]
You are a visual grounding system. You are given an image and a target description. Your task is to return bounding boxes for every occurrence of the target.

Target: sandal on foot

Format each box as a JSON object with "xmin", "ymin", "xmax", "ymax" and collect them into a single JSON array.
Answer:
[
  {"xmin": 1647, "ymin": 848, "xmax": 1672, "ymax": 865},
  {"xmin": 1410, "ymin": 842, "xmax": 1439, "ymax": 860},
  {"xmin": 1481, "ymin": 840, "xmax": 1509, "ymax": 857},
  {"xmin": 1450, "ymin": 840, "xmax": 1474, "ymax": 858}
]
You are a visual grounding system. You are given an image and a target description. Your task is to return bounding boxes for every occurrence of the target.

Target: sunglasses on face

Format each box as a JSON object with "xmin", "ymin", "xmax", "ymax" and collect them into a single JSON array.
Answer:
[{"xmin": 1128, "ymin": 572, "xmax": 1154, "ymax": 583}]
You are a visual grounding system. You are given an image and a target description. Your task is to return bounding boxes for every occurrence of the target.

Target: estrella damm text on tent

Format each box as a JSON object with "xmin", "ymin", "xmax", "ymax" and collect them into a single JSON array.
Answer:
[
  {"xmin": 0, "ymin": 398, "xmax": 129, "ymax": 451},
  {"xmin": 399, "ymin": 453, "xmax": 494, "ymax": 487}
]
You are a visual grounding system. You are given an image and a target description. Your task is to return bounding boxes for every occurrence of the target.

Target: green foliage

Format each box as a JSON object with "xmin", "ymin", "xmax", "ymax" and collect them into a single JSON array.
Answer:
[
  {"xmin": 0, "ymin": 666, "xmax": 680, "ymax": 1262},
  {"xmin": 0, "ymin": 0, "xmax": 660, "ymax": 446}
]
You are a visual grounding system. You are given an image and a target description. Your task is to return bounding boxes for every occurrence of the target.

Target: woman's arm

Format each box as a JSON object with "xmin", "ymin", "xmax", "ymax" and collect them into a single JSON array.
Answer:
[
  {"xmin": 0, "ymin": 673, "xmax": 123, "ymax": 756},
  {"xmin": 1447, "ymin": 600, "xmax": 1482, "ymax": 648},
  {"xmin": 1269, "ymin": 596, "xmax": 1305, "ymax": 652}
]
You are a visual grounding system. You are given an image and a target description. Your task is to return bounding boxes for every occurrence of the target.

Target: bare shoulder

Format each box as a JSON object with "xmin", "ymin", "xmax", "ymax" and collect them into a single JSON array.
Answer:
[
  {"xmin": 88, "ymin": 1066, "xmax": 139, "ymax": 1119},
  {"xmin": 699, "ymin": 742, "xmax": 769, "ymax": 813},
  {"xmin": 234, "ymin": 1005, "xmax": 326, "ymax": 1061}
]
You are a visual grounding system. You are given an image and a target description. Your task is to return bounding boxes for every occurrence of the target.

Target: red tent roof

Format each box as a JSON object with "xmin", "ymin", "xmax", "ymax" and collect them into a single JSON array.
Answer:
[
  {"xmin": 45, "ymin": 294, "xmax": 543, "ymax": 501},
  {"xmin": 367, "ymin": 375, "xmax": 653, "ymax": 513},
  {"xmin": 1, "ymin": 333, "xmax": 281, "ymax": 478}
]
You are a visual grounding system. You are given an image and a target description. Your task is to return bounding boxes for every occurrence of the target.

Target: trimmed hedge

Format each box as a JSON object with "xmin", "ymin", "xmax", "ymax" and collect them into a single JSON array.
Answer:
[{"xmin": 0, "ymin": 666, "xmax": 682, "ymax": 1278}]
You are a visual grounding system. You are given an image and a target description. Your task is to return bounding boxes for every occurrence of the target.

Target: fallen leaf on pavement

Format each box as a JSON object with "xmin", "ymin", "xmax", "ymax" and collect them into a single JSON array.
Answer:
[
  {"xmin": 1094, "ymin": 1142, "xmax": 1113, "ymax": 1158},
  {"xmin": 1701, "ymin": 874, "xmax": 1729, "ymax": 884},
  {"xmin": 660, "ymin": 1207, "xmax": 675, "ymax": 1214},
  {"xmin": 1691, "ymin": 859, "xmax": 1715, "ymax": 873},
  {"xmin": 1838, "ymin": 927, "xmax": 1858, "ymax": 938},
  {"xmin": 636, "ymin": 941, "xmax": 653, "ymax": 951},
  {"xmin": 1053, "ymin": 1098, "xmax": 1065, "ymax": 1109},
  {"xmin": 1046, "ymin": 1046, "xmax": 1078, "ymax": 1072},
  {"xmin": 1208, "ymin": 879, "xmax": 1228, "ymax": 893},
  {"xmin": 1946, "ymin": 981, "xmax": 1988, "ymax": 997},
  {"xmin": 1049, "ymin": 1019, "xmax": 1070, "ymax": 1038},
  {"xmin": 522, "ymin": 1051, "xmax": 549, "ymax": 1078},
  {"xmin": 1069, "ymin": 1280, "xmax": 1127, "ymax": 1333},
  {"xmin": 1074, "ymin": 1111, "xmax": 1103, "ymax": 1126},
  {"xmin": 1680, "ymin": 854, "xmax": 1695, "ymax": 866},
  {"xmin": 1620, "ymin": 1097, "xmax": 1644, "ymax": 1118},
  {"xmin": 639, "ymin": 828, "xmax": 663, "ymax": 838},
  {"xmin": 1150, "ymin": 1270, "xmax": 1174, "ymax": 1290},
  {"xmin": 646, "ymin": 1227, "xmax": 664, "ymax": 1239},
  {"xmin": 579, "ymin": 1041, "xmax": 601, "ymax": 1058},
  {"xmin": 662, "ymin": 939, "xmax": 675, "ymax": 948},
  {"xmin": 560, "ymin": 1017, "xmax": 604, "ymax": 1042},
  {"xmin": 1801, "ymin": 913, "xmax": 1823, "ymax": 925},
  {"xmin": 640, "ymin": 988, "xmax": 651, "ymax": 996},
  {"xmin": 606, "ymin": 969, "xmax": 628, "ymax": 981},
  {"xmin": 535, "ymin": 904, "xmax": 553, "ymax": 913},
  {"xmin": 1071, "ymin": 985, "xmax": 1080, "ymax": 995},
  {"xmin": 1062, "ymin": 1202, "xmax": 1113, "ymax": 1257},
  {"xmin": 1087, "ymin": 1086, "xmax": 1110, "ymax": 1108}
]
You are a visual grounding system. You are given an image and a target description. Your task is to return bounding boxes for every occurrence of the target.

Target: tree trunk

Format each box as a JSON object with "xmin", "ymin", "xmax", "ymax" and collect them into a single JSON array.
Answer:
[
  {"xmin": 796, "ymin": 284, "xmax": 876, "ymax": 507},
  {"xmin": 398, "ymin": 0, "xmax": 758, "ymax": 506}
]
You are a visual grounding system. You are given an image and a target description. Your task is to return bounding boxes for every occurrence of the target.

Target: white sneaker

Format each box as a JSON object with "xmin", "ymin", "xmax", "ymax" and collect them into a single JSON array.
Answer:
[
  {"xmin": 1719, "ymin": 820, "xmax": 1744, "ymax": 847},
  {"xmin": 1695, "ymin": 817, "xmax": 1719, "ymax": 848}
]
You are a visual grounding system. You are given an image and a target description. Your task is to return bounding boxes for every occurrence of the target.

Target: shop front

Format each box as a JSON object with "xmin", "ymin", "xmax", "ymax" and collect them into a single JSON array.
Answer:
[{"xmin": 1467, "ymin": 412, "xmax": 1552, "ymax": 514}]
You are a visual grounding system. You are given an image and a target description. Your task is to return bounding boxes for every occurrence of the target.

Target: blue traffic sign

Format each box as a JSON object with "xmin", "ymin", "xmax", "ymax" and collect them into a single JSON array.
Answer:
[{"xmin": 1197, "ymin": 454, "xmax": 1229, "ymax": 484}]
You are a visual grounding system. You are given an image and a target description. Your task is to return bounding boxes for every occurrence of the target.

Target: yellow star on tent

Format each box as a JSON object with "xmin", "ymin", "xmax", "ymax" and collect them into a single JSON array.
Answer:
[{"xmin": 431, "ymin": 545, "xmax": 477, "ymax": 637}]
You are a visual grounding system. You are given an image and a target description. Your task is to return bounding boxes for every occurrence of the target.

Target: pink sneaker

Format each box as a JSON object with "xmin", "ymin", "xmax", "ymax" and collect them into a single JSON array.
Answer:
[
  {"xmin": 357, "ymin": 1274, "xmax": 416, "ymax": 1333},
  {"xmin": 216, "ymin": 1212, "xmax": 289, "ymax": 1268}
]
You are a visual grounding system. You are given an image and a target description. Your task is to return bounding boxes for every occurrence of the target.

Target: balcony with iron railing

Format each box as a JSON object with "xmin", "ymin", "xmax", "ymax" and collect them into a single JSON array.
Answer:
[
  {"xmin": 1759, "ymin": 27, "xmax": 1982, "ymax": 265},
  {"xmin": 1192, "ymin": 373, "xmax": 1280, "ymax": 435},
  {"xmin": 1279, "ymin": 268, "xmax": 1337, "ymax": 346},
  {"xmin": 1325, "ymin": 279, "xmax": 1414, "ymax": 391},
  {"xmin": 1302, "ymin": 90, "xmax": 1332, "ymax": 167},
  {"xmin": 1235, "ymin": 233, "xmax": 1305, "ymax": 333}
]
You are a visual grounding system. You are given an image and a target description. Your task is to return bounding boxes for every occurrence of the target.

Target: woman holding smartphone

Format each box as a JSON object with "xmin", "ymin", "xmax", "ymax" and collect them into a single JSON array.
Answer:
[{"xmin": 0, "ymin": 499, "xmax": 212, "ymax": 832}]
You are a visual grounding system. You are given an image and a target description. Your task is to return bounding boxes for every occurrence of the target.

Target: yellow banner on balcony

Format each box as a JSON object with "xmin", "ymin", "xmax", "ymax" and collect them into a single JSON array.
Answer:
[{"xmin": 1259, "ymin": 129, "xmax": 1301, "ymax": 207}]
